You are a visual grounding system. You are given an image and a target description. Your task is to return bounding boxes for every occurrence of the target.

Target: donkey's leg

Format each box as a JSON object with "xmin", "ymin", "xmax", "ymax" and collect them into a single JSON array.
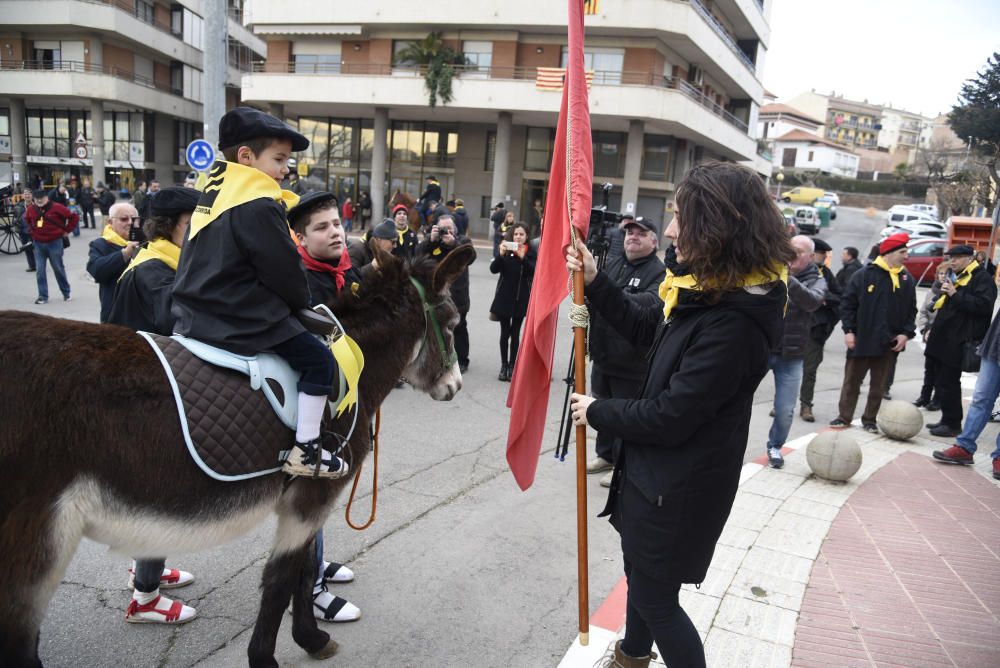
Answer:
[{"xmin": 290, "ymin": 537, "xmax": 338, "ymax": 659}]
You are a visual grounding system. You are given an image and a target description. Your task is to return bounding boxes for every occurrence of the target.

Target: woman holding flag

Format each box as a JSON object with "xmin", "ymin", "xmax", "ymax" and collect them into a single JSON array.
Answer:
[{"xmin": 566, "ymin": 161, "xmax": 794, "ymax": 667}]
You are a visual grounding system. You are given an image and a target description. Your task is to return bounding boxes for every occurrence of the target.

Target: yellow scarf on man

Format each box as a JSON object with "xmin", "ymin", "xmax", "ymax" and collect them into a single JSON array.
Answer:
[
  {"xmin": 657, "ymin": 263, "xmax": 789, "ymax": 321},
  {"xmin": 101, "ymin": 224, "xmax": 128, "ymax": 248},
  {"xmin": 873, "ymin": 256, "xmax": 903, "ymax": 291},
  {"xmin": 934, "ymin": 260, "xmax": 978, "ymax": 310},
  {"xmin": 118, "ymin": 238, "xmax": 181, "ymax": 282},
  {"xmin": 188, "ymin": 161, "xmax": 300, "ymax": 240}
]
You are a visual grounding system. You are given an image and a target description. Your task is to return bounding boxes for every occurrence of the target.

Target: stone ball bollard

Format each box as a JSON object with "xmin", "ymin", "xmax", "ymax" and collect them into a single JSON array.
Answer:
[
  {"xmin": 876, "ymin": 400, "xmax": 924, "ymax": 441},
  {"xmin": 806, "ymin": 431, "xmax": 863, "ymax": 482}
]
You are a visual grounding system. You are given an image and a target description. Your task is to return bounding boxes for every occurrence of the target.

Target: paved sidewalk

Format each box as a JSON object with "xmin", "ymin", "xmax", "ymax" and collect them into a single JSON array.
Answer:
[{"xmin": 561, "ymin": 428, "xmax": 1000, "ymax": 667}]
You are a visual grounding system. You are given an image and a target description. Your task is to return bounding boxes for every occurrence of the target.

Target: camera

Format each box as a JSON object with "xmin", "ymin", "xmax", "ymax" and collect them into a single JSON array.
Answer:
[
  {"xmin": 501, "ymin": 240, "xmax": 520, "ymax": 251},
  {"xmin": 587, "ymin": 183, "xmax": 623, "ymax": 257},
  {"xmin": 128, "ymin": 216, "xmax": 144, "ymax": 243}
]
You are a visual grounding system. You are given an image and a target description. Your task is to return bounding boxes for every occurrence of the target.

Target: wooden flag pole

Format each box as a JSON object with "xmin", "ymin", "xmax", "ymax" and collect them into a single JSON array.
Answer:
[{"xmin": 572, "ymin": 267, "xmax": 590, "ymax": 646}]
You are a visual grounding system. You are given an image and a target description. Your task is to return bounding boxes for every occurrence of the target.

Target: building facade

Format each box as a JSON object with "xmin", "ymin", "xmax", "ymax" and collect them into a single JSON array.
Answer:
[
  {"xmin": 877, "ymin": 106, "xmax": 933, "ymax": 167},
  {"xmin": 0, "ymin": 0, "xmax": 264, "ymax": 191},
  {"xmin": 771, "ymin": 129, "xmax": 859, "ymax": 179},
  {"xmin": 241, "ymin": 0, "xmax": 774, "ymax": 233}
]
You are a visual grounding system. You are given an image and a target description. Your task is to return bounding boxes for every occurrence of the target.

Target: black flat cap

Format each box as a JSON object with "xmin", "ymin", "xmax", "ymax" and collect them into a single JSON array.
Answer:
[
  {"xmin": 494, "ymin": 202, "xmax": 504, "ymax": 208},
  {"xmin": 218, "ymin": 107, "xmax": 309, "ymax": 152},
  {"xmin": 32, "ymin": 188, "xmax": 47, "ymax": 199},
  {"xmin": 150, "ymin": 187, "xmax": 200, "ymax": 217},
  {"xmin": 288, "ymin": 191, "xmax": 339, "ymax": 228},
  {"xmin": 812, "ymin": 238, "xmax": 833, "ymax": 252},
  {"xmin": 372, "ymin": 219, "xmax": 397, "ymax": 240},
  {"xmin": 945, "ymin": 244, "xmax": 975, "ymax": 257},
  {"xmin": 624, "ymin": 216, "xmax": 657, "ymax": 233}
]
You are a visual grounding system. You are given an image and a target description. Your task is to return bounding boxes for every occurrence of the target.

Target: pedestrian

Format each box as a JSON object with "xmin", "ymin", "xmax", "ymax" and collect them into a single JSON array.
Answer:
[
  {"xmin": 451, "ymin": 198, "xmax": 469, "ymax": 237},
  {"xmin": 830, "ymin": 232, "xmax": 917, "ymax": 433},
  {"xmin": 585, "ymin": 217, "xmax": 664, "ymax": 486},
  {"xmin": 13, "ymin": 188, "xmax": 37, "ymax": 272},
  {"xmin": 566, "ymin": 161, "xmax": 793, "ymax": 668},
  {"xmin": 490, "ymin": 222, "xmax": 535, "ymax": 381},
  {"xmin": 529, "ymin": 198, "xmax": 543, "ymax": 239},
  {"xmin": 358, "ymin": 190, "xmax": 372, "ymax": 231},
  {"xmin": 132, "ymin": 181, "xmax": 147, "ymax": 217},
  {"xmin": 912, "ymin": 263, "xmax": 950, "ymax": 412},
  {"xmin": 96, "ymin": 182, "xmax": 115, "ymax": 221},
  {"xmin": 351, "ymin": 218, "xmax": 397, "ymax": 268},
  {"xmin": 798, "ymin": 238, "xmax": 842, "ymax": 423},
  {"xmin": 76, "ymin": 177, "xmax": 97, "ymax": 229},
  {"xmin": 765, "ymin": 235, "xmax": 826, "ymax": 468},
  {"xmin": 67, "ymin": 195, "xmax": 83, "ymax": 237},
  {"xmin": 341, "ymin": 197, "xmax": 354, "ymax": 233},
  {"xmin": 25, "ymin": 189, "xmax": 78, "ymax": 304},
  {"xmin": 390, "ymin": 203, "xmax": 418, "ymax": 258},
  {"xmin": 493, "ymin": 210, "xmax": 516, "ymax": 258},
  {"xmin": 836, "ymin": 246, "xmax": 862, "ymax": 290},
  {"xmin": 88, "ymin": 202, "xmax": 141, "ymax": 323},
  {"xmin": 489, "ymin": 202, "xmax": 506, "ymax": 254},
  {"xmin": 48, "ymin": 179, "xmax": 70, "ymax": 207},
  {"xmin": 922, "ymin": 244, "xmax": 997, "ymax": 437}
]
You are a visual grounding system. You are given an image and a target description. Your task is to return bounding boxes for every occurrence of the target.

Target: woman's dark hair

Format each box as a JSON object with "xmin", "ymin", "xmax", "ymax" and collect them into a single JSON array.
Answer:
[
  {"xmin": 143, "ymin": 214, "xmax": 181, "ymax": 242},
  {"xmin": 503, "ymin": 222, "xmax": 530, "ymax": 241},
  {"xmin": 674, "ymin": 161, "xmax": 795, "ymax": 296}
]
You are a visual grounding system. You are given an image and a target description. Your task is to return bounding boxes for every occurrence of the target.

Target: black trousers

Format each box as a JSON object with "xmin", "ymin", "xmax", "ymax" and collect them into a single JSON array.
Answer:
[
  {"xmin": 498, "ymin": 315, "xmax": 524, "ymax": 366},
  {"xmin": 591, "ymin": 365, "xmax": 643, "ymax": 462},
  {"xmin": 933, "ymin": 359, "xmax": 963, "ymax": 428},
  {"xmin": 919, "ymin": 354, "xmax": 939, "ymax": 402},
  {"xmin": 454, "ymin": 310, "xmax": 469, "ymax": 367},
  {"xmin": 799, "ymin": 337, "xmax": 825, "ymax": 407},
  {"xmin": 622, "ymin": 560, "xmax": 705, "ymax": 667}
]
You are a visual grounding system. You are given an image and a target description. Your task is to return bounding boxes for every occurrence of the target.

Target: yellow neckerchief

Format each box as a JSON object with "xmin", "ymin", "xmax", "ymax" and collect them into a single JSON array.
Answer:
[
  {"xmin": 329, "ymin": 334, "xmax": 365, "ymax": 417},
  {"xmin": 188, "ymin": 160, "xmax": 300, "ymax": 240},
  {"xmin": 101, "ymin": 224, "xmax": 128, "ymax": 248},
  {"xmin": 934, "ymin": 260, "xmax": 979, "ymax": 310},
  {"xmin": 118, "ymin": 238, "xmax": 181, "ymax": 282},
  {"xmin": 657, "ymin": 263, "xmax": 789, "ymax": 321},
  {"xmin": 873, "ymin": 255, "xmax": 903, "ymax": 291},
  {"xmin": 396, "ymin": 227, "xmax": 409, "ymax": 247}
]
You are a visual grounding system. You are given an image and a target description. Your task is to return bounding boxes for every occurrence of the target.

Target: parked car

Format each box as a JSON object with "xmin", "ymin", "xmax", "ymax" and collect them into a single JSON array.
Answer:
[
  {"xmin": 886, "ymin": 205, "xmax": 938, "ymax": 225},
  {"xmin": 880, "ymin": 220, "xmax": 948, "ymax": 239},
  {"xmin": 903, "ymin": 238, "xmax": 947, "ymax": 285},
  {"xmin": 794, "ymin": 206, "xmax": 820, "ymax": 235},
  {"xmin": 781, "ymin": 187, "xmax": 825, "ymax": 205},
  {"xmin": 814, "ymin": 195, "xmax": 837, "ymax": 220},
  {"xmin": 907, "ymin": 203, "xmax": 939, "ymax": 219},
  {"xmin": 823, "ymin": 191, "xmax": 840, "ymax": 206}
]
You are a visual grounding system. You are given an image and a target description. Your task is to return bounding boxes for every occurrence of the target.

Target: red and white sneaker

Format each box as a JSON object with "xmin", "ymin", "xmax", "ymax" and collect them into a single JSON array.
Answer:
[
  {"xmin": 992, "ymin": 458, "xmax": 1000, "ymax": 480},
  {"xmin": 932, "ymin": 445, "xmax": 974, "ymax": 465},
  {"xmin": 125, "ymin": 594, "xmax": 197, "ymax": 624},
  {"xmin": 127, "ymin": 566, "xmax": 195, "ymax": 590}
]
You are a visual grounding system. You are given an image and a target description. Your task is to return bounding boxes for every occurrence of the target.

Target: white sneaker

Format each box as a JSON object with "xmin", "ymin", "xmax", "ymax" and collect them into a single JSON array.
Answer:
[
  {"xmin": 586, "ymin": 457, "xmax": 613, "ymax": 474},
  {"xmin": 125, "ymin": 593, "xmax": 197, "ymax": 624},
  {"xmin": 599, "ymin": 470, "xmax": 614, "ymax": 488}
]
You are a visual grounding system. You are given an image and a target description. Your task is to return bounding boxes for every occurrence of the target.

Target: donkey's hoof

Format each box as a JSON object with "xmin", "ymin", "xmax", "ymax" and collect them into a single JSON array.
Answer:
[{"xmin": 309, "ymin": 639, "xmax": 340, "ymax": 660}]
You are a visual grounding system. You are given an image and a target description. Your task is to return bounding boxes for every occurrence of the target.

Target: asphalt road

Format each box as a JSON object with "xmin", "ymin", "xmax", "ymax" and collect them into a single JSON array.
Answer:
[{"xmin": 0, "ymin": 206, "xmax": 928, "ymax": 667}]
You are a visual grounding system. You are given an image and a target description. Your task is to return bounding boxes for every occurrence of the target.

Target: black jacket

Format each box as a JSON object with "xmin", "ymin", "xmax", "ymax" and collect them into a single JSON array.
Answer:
[
  {"xmin": 305, "ymin": 264, "xmax": 363, "ymax": 309},
  {"xmin": 171, "ymin": 197, "xmax": 309, "ymax": 355},
  {"xmin": 416, "ymin": 236, "xmax": 476, "ymax": 311},
  {"xmin": 489, "ymin": 247, "xmax": 536, "ymax": 319},
  {"xmin": 810, "ymin": 264, "xmax": 842, "ymax": 343},
  {"xmin": 589, "ymin": 251, "xmax": 665, "ymax": 380},
  {"xmin": 75, "ymin": 185, "xmax": 95, "ymax": 208},
  {"xmin": 925, "ymin": 263, "xmax": 996, "ymax": 367},
  {"xmin": 97, "ymin": 190, "xmax": 115, "ymax": 216},
  {"xmin": 107, "ymin": 258, "xmax": 176, "ymax": 334},
  {"xmin": 87, "ymin": 238, "xmax": 129, "ymax": 323},
  {"xmin": 452, "ymin": 207, "xmax": 469, "ymax": 236},
  {"xmin": 776, "ymin": 263, "xmax": 826, "ymax": 358},
  {"xmin": 836, "ymin": 258, "xmax": 863, "ymax": 291},
  {"xmin": 585, "ymin": 271, "xmax": 786, "ymax": 583},
  {"xmin": 419, "ymin": 181, "xmax": 442, "ymax": 205},
  {"xmin": 841, "ymin": 263, "xmax": 917, "ymax": 357},
  {"xmin": 393, "ymin": 227, "xmax": 418, "ymax": 259}
]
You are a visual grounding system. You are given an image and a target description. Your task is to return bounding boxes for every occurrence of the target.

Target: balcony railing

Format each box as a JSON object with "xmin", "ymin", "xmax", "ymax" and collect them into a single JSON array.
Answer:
[
  {"xmin": 252, "ymin": 62, "xmax": 750, "ymax": 133},
  {"xmin": 78, "ymin": 0, "xmax": 177, "ymax": 37},
  {"xmin": 686, "ymin": 0, "xmax": 756, "ymax": 73},
  {"xmin": 0, "ymin": 59, "xmax": 183, "ymax": 97}
]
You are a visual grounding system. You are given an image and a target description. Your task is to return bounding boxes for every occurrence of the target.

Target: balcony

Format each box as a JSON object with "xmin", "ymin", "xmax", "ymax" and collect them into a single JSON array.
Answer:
[{"xmin": 687, "ymin": 0, "xmax": 756, "ymax": 72}]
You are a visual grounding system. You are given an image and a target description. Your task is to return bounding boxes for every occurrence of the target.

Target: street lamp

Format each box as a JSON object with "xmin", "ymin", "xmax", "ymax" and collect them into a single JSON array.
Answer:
[{"xmin": 775, "ymin": 171, "xmax": 785, "ymax": 201}]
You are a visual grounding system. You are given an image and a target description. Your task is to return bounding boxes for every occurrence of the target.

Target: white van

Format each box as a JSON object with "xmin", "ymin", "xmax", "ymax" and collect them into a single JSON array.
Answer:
[{"xmin": 886, "ymin": 205, "xmax": 938, "ymax": 225}]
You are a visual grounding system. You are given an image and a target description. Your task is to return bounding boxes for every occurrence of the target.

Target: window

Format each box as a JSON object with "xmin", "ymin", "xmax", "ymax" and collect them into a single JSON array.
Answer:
[
  {"xmin": 294, "ymin": 55, "xmax": 341, "ymax": 74},
  {"xmin": 392, "ymin": 40, "xmax": 419, "ymax": 74},
  {"xmin": 174, "ymin": 120, "xmax": 200, "ymax": 164},
  {"xmin": 135, "ymin": 0, "xmax": 155, "ymax": 24},
  {"xmin": 561, "ymin": 47, "xmax": 624, "ymax": 84},
  {"xmin": 525, "ymin": 127, "xmax": 553, "ymax": 171},
  {"xmin": 182, "ymin": 65, "xmax": 203, "ymax": 102},
  {"xmin": 103, "ymin": 111, "xmax": 149, "ymax": 161},
  {"xmin": 0, "ymin": 108, "xmax": 9, "ymax": 137},
  {"xmin": 171, "ymin": 6, "xmax": 204, "ymax": 49},
  {"xmin": 32, "ymin": 40, "xmax": 61, "ymax": 68},
  {"xmin": 484, "ymin": 131, "xmax": 496, "ymax": 171},
  {"xmin": 592, "ymin": 131, "xmax": 625, "ymax": 178},
  {"xmin": 807, "ymin": 150, "xmax": 814, "ymax": 162},
  {"xmin": 480, "ymin": 195, "xmax": 493, "ymax": 219},
  {"xmin": 641, "ymin": 134, "xmax": 672, "ymax": 181},
  {"xmin": 462, "ymin": 40, "xmax": 492, "ymax": 77}
]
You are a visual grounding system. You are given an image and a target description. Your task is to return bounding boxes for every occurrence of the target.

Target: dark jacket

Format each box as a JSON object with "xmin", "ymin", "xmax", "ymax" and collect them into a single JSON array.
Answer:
[
  {"xmin": 836, "ymin": 257, "xmax": 863, "ymax": 291},
  {"xmin": 589, "ymin": 250, "xmax": 665, "ymax": 380},
  {"xmin": 416, "ymin": 236, "xmax": 476, "ymax": 312},
  {"xmin": 841, "ymin": 263, "xmax": 917, "ymax": 357},
  {"xmin": 925, "ymin": 263, "xmax": 996, "ymax": 368},
  {"xmin": 452, "ymin": 207, "xmax": 469, "ymax": 236},
  {"xmin": 776, "ymin": 263, "xmax": 826, "ymax": 358},
  {"xmin": 25, "ymin": 201, "xmax": 78, "ymax": 243},
  {"xmin": 48, "ymin": 186, "xmax": 69, "ymax": 206},
  {"xmin": 489, "ymin": 246, "xmax": 536, "ymax": 319},
  {"xmin": 107, "ymin": 258, "xmax": 176, "ymax": 334},
  {"xmin": 75, "ymin": 185, "xmax": 95, "ymax": 208},
  {"xmin": 419, "ymin": 181, "xmax": 442, "ymax": 205},
  {"xmin": 585, "ymin": 270, "xmax": 786, "ymax": 583},
  {"xmin": 96, "ymin": 189, "xmax": 115, "ymax": 216},
  {"xmin": 348, "ymin": 236, "xmax": 373, "ymax": 268},
  {"xmin": 978, "ymin": 309, "xmax": 1000, "ymax": 364},
  {"xmin": 305, "ymin": 264, "xmax": 363, "ymax": 309},
  {"xmin": 393, "ymin": 227, "xmax": 418, "ymax": 259},
  {"xmin": 810, "ymin": 264, "xmax": 842, "ymax": 343},
  {"xmin": 171, "ymin": 197, "xmax": 309, "ymax": 355},
  {"xmin": 87, "ymin": 238, "xmax": 129, "ymax": 323}
]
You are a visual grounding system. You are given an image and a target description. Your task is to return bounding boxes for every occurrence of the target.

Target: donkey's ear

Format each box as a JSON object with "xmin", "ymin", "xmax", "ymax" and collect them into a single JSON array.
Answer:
[
  {"xmin": 432, "ymin": 244, "xmax": 477, "ymax": 294},
  {"xmin": 370, "ymin": 239, "xmax": 401, "ymax": 276}
]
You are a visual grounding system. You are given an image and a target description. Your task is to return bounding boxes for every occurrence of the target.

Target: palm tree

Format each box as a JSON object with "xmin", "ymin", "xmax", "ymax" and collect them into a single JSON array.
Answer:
[{"xmin": 393, "ymin": 32, "xmax": 468, "ymax": 108}]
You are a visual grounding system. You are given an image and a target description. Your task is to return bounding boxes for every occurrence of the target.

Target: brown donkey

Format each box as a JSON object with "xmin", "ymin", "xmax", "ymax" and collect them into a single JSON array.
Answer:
[{"xmin": 0, "ymin": 244, "xmax": 476, "ymax": 668}]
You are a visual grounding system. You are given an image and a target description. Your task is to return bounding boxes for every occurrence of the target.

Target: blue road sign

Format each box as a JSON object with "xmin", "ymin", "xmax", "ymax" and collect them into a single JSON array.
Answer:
[{"xmin": 185, "ymin": 140, "xmax": 215, "ymax": 171}]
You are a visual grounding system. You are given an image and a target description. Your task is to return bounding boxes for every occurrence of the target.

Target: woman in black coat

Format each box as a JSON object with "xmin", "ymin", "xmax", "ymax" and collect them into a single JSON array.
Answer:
[
  {"xmin": 567, "ymin": 162, "xmax": 795, "ymax": 668},
  {"xmin": 490, "ymin": 222, "xmax": 535, "ymax": 381}
]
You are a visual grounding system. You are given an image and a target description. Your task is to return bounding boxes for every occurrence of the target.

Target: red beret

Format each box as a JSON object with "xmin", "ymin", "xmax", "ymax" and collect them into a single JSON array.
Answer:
[
  {"xmin": 879, "ymin": 232, "xmax": 910, "ymax": 255},
  {"xmin": 392, "ymin": 204, "xmax": 409, "ymax": 215}
]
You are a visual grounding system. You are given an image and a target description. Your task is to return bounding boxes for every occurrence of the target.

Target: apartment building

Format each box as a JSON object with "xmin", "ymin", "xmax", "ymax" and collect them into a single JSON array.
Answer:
[
  {"xmin": 0, "ymin": 0, "xmax": 265, "ymax": 191},
  {"xmin": 878, "ymin": 106, "xmax": 933, "ymax": 167},
  {"xmin": 241, "ymin": 0, "xmax": 774, "ymax": 232}
]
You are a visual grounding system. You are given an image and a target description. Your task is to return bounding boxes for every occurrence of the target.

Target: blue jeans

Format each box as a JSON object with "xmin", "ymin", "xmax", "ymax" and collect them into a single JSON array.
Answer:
[
  {"xmin": 767, "ymin": 354, "xmax": 804, "ymax": 450},
  {"xmin": 956, "ymin": 356, "xmax": 1000, "ymax": 460},
  {"xmin": 33, "ymin": 239, "xmax": 71, "ymax": 300}
]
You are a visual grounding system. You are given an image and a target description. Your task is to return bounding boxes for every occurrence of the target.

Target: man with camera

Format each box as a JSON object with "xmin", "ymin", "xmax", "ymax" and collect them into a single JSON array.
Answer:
[
  {"xmin": 585, "ymin": 217, "xmax": 665, "ymax": 486},
  {"xmin": 87, "ymin": 201, "xmax": 141, "ymax": 323}
]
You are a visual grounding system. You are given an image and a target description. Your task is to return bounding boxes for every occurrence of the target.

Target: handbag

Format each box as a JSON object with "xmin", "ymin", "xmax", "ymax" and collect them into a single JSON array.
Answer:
[
  {"xmin": 62, "ymin": 236, "xmax": 70, "ymax": 249},
  {"xmin": 961, "ymin": 340, "xmax": 982, "ymax": 373}
]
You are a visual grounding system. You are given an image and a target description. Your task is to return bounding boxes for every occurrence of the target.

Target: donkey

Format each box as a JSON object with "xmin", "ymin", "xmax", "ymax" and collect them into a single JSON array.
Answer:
[{"xmin": 0, "ymin": 244, "xmax": 476, "ymax": 667}]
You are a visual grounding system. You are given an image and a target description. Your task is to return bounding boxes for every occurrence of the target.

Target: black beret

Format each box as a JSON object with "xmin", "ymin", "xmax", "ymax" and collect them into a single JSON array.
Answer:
[
  {"xmin": 288, "ymin": 191, "xmax": 338, "ymax": 228},
  {"xmin": 218, "ymin": 107, "xmax": 309, "ymax": 152},
  {"xmin": 945, "ymin": 244, "xmax": 975, "ymax": 257},
  {"xmin": 372, "ymin": 219, "xmax": 397, "ymax": 240},
  {"xmin": 150, "ymin": 187, "xmax": 200, "ymax": 217},
  {"xmin": 812, "ymin": 238, "xmax": 833, "ymax": 252},
  {"xmin": 32, "ymin": 188, "xmax": 47, "ymax": 199}
]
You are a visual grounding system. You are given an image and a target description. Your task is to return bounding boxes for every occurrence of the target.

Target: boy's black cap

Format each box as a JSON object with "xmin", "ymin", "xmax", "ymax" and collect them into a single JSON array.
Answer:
[
  {"xmin": 218, "ymin": 107, "xmax": 309, "ymax": 152},
  {"xmin": 150, "ymin": 187, "xmax": 200, "ymax": 217},
  {"xmin": 372, "ymin": 219, "xmax": 397, "ymax": 240},
  {"xmin": 288, "ymin": 191, "xmax": 339, "ymax": 228}
]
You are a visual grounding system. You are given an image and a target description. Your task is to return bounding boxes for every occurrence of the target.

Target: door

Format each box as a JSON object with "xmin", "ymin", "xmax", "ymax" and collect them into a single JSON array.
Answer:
[{"xmin": 782, "ymin": 148, "xmax": 797, "ymax": 167}]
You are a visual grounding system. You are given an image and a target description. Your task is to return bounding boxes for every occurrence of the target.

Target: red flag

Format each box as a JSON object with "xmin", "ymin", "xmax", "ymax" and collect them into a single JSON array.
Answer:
[{"xmin": 505, "ymin": 0, "xmax": 593, "ymax": 491}]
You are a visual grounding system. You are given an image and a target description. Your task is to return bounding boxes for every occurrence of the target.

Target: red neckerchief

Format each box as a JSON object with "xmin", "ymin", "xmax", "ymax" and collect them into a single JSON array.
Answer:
[{"xmin": 297, "ymin": 245, "xmax": 352, "ymax": 294}]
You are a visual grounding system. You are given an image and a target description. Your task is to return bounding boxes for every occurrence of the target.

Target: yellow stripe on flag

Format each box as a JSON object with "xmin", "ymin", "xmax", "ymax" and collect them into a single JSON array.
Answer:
[{"xmin": 535, "ymin": 67, "xmax": 594, "ymax": 91}]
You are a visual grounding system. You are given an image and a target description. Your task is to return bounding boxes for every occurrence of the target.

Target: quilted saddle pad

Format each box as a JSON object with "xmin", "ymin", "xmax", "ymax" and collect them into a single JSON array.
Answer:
[{"xmin": 143, "ymin": 333, "xmax": 294, "ymax": 481}]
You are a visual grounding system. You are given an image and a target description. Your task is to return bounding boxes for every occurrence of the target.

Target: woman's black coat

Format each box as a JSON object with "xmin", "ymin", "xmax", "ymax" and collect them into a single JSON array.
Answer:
[
  {"xmin": 585, "ymin": 270, "xmax": 786, "ymax": 584},
  {"xmin": 489, "ymin": 248, "xmax": 536, "ymax": 319}
]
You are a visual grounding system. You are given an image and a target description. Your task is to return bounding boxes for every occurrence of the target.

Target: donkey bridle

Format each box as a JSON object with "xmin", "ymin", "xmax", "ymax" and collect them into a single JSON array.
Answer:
[{"xmin": 408, "ymin": 276, "xmax": 457, "ymax": 373}]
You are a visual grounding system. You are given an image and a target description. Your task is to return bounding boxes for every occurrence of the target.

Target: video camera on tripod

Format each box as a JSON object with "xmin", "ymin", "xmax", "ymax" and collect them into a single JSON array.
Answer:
[{"xmin": 586, "ymin": 182, "xmax": 623, "ymax": 261}]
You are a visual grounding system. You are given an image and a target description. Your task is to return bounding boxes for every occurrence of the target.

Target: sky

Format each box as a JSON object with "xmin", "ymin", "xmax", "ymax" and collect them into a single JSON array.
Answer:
[{"xmin": 762, "ymin": 0, "xmax": 1000, "ymax": 117}]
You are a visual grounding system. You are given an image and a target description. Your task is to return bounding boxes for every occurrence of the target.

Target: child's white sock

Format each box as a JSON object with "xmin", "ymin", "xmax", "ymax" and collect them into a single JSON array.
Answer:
[
  {"xmin": 296, "ymin": 392, "xmax": 326, "ymax": 443},
  {"xmin": 132, "ymin": 588, "xmax": 159, "ymax": 605}
]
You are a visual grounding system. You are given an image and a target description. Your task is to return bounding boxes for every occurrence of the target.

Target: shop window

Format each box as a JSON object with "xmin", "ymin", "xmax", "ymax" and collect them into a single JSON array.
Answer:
[
  {"xmin": 592, "ymin": 131, "xmax": 625, "ymax": 178},
  {"xmin": 641, "ymin": 134, "xmax": 672, "ymax": 181}
]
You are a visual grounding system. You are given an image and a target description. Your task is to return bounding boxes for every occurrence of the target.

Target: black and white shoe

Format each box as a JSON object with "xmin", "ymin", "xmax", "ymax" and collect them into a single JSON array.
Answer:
[
  {"xmin": 312, "ymin": 584, "xmax": 361, "ymax": 623},
  {"xmin": 767, "ymin": 447, "xmax": 784, "ymax": 469},
  {"xmin": 282, "ymin": 437, "xmax": 349, "ymax": 479},
  {"xmin": 321, "ymin": 561, "xmax": 355, "ymax": 584}
]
